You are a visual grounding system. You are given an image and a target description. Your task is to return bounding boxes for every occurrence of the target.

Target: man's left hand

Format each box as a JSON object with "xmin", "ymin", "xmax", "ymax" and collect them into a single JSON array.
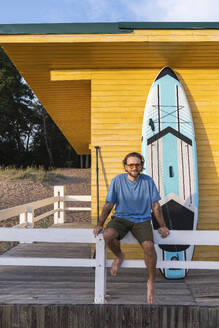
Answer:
[{"xmin": 158, "ymin": 226, "xmax": 170, "ymax": 238}]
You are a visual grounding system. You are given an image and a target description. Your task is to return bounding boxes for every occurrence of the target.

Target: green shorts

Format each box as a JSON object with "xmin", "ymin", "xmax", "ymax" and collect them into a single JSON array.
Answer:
[{"xmin": 105, "ymin": 216, "xmax": 154, "ymax": 244}]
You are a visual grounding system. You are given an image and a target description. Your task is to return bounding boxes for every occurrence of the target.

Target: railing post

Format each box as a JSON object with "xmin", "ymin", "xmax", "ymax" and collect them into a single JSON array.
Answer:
[
  {"xmin": 27, "ymin": 206, "xmax": 34, "ymax": 228},
  {"xmin": 94, "ymin": 232, "xmax": 106, "ymax": 304},
  {"xmin": 19, "ymin": 207, "xmax": 34, "ymax": 228},
  {"xmin": 19, "ymin": 212, "xmax": 27, "ymax": 225},
  {"xmin": 19, "ymin": 206, "xmax": 34, "ymax": 243},
  {"xmin": 54, "ymin": 186, "xmax": 65, "ymax": 224}
]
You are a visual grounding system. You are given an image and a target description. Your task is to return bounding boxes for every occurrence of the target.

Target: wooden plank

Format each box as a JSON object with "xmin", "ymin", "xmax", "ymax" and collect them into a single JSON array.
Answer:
[
  {"xmin": 30, "ymin": 197, "xmax": 59, "ymax": 210},
  {"xmin": 50, "ymin": 70, "xmax": 92, "ymax": 81},
  {"xmin": 0, "ymin": 304, "xmax": 218, "ymax": 328},
  {"xmin": 34, "ymin": 209, "xmax": 57, "ymax": 223},
  {"xmin": 2, "ymin": 28, "xmax": 219, "ymax": 43},
  {"xmin": 0, "ymin": 197, "xmax": 59, "ymax": 221},
  {"xmin": 3, "ymin": 242, "xmax": 92, "ymax": 258}
]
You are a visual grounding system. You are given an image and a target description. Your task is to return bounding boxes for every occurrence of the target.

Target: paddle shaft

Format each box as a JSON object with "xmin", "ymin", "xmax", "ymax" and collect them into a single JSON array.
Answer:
[{"xmin": 95, "ymin": 146, "xmax": 100, "ymax": 224}]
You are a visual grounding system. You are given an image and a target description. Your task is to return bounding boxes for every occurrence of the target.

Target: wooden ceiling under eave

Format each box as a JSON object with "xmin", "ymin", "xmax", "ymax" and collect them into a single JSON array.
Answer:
[
  {"xmin": 2, "ymin": 30, "xmax": 219, "ymax": 153},
  {"xmin": 1, "ymin": 42, "xmax": 92, "ymax": 155}
]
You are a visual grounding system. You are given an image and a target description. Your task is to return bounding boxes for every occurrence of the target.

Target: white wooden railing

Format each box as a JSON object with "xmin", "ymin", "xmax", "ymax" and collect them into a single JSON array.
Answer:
[
  {"xmin": 0, "ymin": 229, "xmax": 218, "ymax": 303},
  {"xmin": 0, "ymin": 186, "xmax": 91, "ymax": 228},
  {"xmin": 0, "ymin": 187, "xmax": 219, "ymax": 303}
]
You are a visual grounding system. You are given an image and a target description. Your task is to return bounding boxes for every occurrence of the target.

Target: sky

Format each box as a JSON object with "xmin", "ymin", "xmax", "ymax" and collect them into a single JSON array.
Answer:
[{"xmin": 0, "ymin": 0, "xmax": 219, "ymax": 24}]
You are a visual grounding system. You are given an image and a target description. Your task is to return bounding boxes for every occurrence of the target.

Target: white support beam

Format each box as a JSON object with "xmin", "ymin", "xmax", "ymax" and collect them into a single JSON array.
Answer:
[
  {"xmin": 0, "ymin": 228, "xmax": 96, "ymax": 243},
  {"xmin": 65, "ymin": 207, "xmax": 91, "ymax": 212},
  {"xmin": 0, "ymin": 257, "xmax": 96, "ymax": 267},
  {"xmin": 121, "ymin": 230, "xmax": 219, "ymax": 246},
  {"xmin": 63, "ymin": 195, "xmax": 91, "ymax": 202},
  {"xmin": 54, "ymin": 186, "xmax": 65, "ymax": 224},
  {"xmin": 95, "ymin": 232, "xmax": 106, "ymax": 304},
  {"xmin": 27, "ymin": 206, "xmax": 34, "ymax": 228},
  {"xmin": 106, "ymin": 260, "xmax": 219, "ymax": 270},
  {"xmin": 0, "ymin": 229, "xmax": 219, "ymax": 245},
  {"xmin": 19, "ymin": 212, "xmax": 27, "ymax": 225},
  {"xmin": 0, "ymin": 257, "xmax": 218, "ymax": 270}
]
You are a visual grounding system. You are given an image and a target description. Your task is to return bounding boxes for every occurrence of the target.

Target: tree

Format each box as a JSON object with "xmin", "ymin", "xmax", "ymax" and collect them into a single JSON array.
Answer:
[
  {"xmin": 0, "ymin": 46, "xmax": 37, "ymax": 166},
  {"xmin": 31, "ymin": 102, "xmax": 80, "ymax": 169}
]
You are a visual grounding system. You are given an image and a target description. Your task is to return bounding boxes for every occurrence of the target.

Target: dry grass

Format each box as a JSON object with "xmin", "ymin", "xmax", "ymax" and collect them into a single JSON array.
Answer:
[{"xmin": 0, "ymin": 166, "xmax": 67, "ymax": 184}]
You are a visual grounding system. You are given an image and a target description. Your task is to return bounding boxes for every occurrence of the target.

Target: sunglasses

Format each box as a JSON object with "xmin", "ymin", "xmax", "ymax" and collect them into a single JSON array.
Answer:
[{"xmin": 126, "ymin": 163, "xmax": 142, "ymax": 169}]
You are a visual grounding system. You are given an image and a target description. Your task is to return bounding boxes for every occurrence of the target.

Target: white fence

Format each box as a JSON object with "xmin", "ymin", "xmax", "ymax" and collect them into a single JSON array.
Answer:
[
  {"xmin": 0, "ymin": 186, "xmax": 91, "ymax": 228},
  {"xmin": 0, "ymin": 186, "xmax": 219, "ymax": 304}
]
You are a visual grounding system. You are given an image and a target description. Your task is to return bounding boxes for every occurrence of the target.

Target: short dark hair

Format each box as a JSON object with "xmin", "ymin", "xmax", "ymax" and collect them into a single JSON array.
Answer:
[{"xmin": 123, "ymin": 152, "xmax": 145, "ymax": 168}]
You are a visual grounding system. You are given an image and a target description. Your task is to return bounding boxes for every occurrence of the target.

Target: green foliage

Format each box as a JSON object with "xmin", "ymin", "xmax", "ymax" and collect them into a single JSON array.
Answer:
[
  {"xmin": 0, "ymin": 47, "xmax": 37, "ymax": 166},
  {"xmin": 30, "ymin": 103, "xmax": 80, "ymax": 168}
]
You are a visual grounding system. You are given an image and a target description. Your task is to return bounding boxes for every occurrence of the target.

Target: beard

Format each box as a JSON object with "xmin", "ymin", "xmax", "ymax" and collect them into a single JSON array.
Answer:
[{"xmin": 125, "ymin": 169, "xmax": 141, "ymax": 179}]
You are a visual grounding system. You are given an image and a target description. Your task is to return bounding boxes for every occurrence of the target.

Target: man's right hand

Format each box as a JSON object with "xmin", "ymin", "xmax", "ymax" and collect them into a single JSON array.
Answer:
[{"xmin": 93, "ymin": 225, "xmax": 103, "ymax": 237}]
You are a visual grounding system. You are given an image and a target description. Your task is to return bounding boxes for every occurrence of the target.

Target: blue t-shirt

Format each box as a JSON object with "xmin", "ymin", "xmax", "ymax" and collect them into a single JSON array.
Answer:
[{"xmin": 106, "ymin": 173, "xmax": 161, "ymax": 223}]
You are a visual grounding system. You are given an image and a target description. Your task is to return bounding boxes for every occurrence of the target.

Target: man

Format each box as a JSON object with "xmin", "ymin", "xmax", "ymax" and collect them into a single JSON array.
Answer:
[{"xmin": 93, "ymin": 152, "xmax": 170, "ymax": 304}]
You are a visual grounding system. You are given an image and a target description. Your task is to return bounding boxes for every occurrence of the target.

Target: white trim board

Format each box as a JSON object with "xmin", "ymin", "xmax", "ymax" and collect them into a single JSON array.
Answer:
[{"xmin": 0, "ymin": 229, "xmax": 219, "ymax": 245}]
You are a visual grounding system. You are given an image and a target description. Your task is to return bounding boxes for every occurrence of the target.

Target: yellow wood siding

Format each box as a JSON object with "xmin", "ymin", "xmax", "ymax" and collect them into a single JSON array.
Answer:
[
  {"xmin": 91, "ymin": 68, "xmax": 219, "ymax": 261},
  {"xmin": 1, "ymin": 29, "xmax": 219, "ymax": 260}
]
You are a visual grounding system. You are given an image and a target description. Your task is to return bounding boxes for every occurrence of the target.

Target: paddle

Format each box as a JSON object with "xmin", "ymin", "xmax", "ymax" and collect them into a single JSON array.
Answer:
[{"xmin": 93, "ymin": 146, "xmax": 100, "ymax": 259}]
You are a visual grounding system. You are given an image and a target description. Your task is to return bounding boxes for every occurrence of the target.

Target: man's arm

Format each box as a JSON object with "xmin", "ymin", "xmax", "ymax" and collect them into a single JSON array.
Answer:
[
  {"xmin": 93, "ymin": 201, "xmax": 114, "ymax": 237},
  {"xmin": 151, "ymin": 201, "xmax": 170, "ymax": 238}
]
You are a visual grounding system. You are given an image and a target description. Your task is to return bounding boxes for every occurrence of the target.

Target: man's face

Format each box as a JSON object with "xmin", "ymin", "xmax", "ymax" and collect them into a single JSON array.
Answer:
[{"xmin": 125, "ymin": 156, "xmax": 142, "ymax": 179}]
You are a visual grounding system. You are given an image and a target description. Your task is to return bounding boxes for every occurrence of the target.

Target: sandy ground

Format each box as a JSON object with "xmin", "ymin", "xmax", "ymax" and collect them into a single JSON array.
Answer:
[
  {"xmin": 0, "ymin": 168, "xmax": 91, "ymax": 226},
  {"xmin": 0, "ymin": 168, "xmax": 91, "ymax": 254},
  {"xmin": 0, "ymin": 169, "xmax": 91, "ymax": 254}
]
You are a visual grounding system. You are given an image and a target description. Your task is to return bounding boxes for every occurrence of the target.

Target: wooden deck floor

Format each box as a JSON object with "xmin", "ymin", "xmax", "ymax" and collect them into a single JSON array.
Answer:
[{"xmin": 0, "ymin": 242, "xmax": 219, "ymax": 306}]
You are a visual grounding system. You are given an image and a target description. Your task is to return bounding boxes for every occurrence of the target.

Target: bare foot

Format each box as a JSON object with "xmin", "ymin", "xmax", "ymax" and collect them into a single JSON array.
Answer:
[
  {"xmin": 110, "ymin": 254, "xmax": 124, "ymax": 276},
  {"xmin": 147, "ymin": 281, "xmax": 155, "ymax": 304}
]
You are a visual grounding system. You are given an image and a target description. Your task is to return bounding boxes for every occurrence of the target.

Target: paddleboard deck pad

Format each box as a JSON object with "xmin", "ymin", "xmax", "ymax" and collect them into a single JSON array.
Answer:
[{"xmin": 141, "ymin": 67, "xmax": 198, "ymax": 279}]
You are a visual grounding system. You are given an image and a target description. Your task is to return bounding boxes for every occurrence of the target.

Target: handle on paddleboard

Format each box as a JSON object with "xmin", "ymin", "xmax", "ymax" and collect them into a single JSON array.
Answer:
[
  {"xmin": 93, "ymin": 146, "xmax": 100, "ymax": 261},
  {"xmin": 169, "ymin": 166, "xmax": 174, "ymax": 177},
  {"xmin": 149, "ymin": 118, "xmax": 155, "ymax": 131}
]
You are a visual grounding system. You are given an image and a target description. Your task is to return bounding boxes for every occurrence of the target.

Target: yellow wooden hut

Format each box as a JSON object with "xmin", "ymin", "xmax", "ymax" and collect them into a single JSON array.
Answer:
[{"xmin": 0, "ymin": 22, "xmax": 219, "ymax": 261}]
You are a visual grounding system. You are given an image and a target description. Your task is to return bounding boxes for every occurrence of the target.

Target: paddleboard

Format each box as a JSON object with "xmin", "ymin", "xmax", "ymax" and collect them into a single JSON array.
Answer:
[{"xmin": 141, "ymin": 67, "xmax": 199, "ymax": 279}]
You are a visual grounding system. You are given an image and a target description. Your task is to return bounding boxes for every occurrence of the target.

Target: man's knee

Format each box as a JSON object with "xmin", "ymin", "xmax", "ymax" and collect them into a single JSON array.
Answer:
[
  {"xmin": 141, "ymin": 240, "xmax": 155, "ymax": 254},
  {"xmin": 103, "ymin": 228, "xmax": 119, "ymax": 242}
]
